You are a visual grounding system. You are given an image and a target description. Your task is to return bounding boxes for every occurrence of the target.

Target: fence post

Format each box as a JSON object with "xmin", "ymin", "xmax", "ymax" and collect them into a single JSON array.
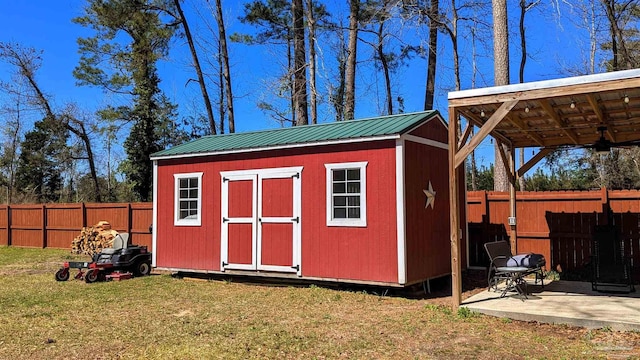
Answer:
[
  {"xmin": 600, "ymin": 187, "xmax": 610, "ymax": 225},
  {"xmin": 42, "ymin": 204, "xmax": 47, "ymax": 248},
  {"xmin": 6, "ymin": 205, "xmax": 10, "ymax": 246},
  {"xmin": 127, "ymin": 203, "xmax": 132, "ymax": 236},
  {"xmin": 81, "ymin": 202, "xmax": 87, "ymax": 228}
]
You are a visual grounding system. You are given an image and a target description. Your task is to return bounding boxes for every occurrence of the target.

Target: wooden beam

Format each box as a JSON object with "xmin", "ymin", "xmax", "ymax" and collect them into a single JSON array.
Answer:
[
  {"xmin": 448, "ymin": 107, "xmax": 462, "ymax": 309},
  {"xmin": 448, "ymin": 75, "xmax": 640, "ymax": 107},
  {"xmin": 538, "ymin": 99, "xmax": 580, "ymax": 144},
  {"xmin": 586, "ymin": 94, "xmax": 617, "ymax": 142},
  {"xmin": 505, "ymin": 114, "xmax": 546, "ymax": 147},
  {"xmin": 458, "ymin": 123, "xmax": 472, "ymax": 150},
  {"xmin": 455, "ymin": 100, "xmax": 518, "ymax": 168},
  {"xmin": 517, "ymin": 148, "xmax": 553, "ymax": 178},
  {"xmin": 495, "ymin": 139, "xmax": 514, "ymax": 184},
  {"xmin": 459, "ymin": 109, "xmax": 513, "ymax": 146}
]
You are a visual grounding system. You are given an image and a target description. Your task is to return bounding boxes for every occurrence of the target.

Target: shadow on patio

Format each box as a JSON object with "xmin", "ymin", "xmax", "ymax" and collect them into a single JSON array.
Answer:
[{"xmin": 462, "ymin": 280, "xmax": 640, "ymax": 331}]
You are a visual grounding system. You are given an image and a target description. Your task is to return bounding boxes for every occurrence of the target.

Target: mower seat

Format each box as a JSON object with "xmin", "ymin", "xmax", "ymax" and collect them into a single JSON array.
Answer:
[{"xmin": 101, "ymin": 233, "xmax": 129, "ymax": 255}]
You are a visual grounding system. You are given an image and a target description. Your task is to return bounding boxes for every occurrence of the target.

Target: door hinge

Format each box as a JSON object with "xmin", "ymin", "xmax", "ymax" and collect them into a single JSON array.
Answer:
[
  {"xmin": 291, "ymin": 264, "xmax": 300, "ymax": 271},
  {"xmin": 292, "ymin": 173, "xmax": 300, "ymax": 179},
  {"xmin": 223, "ymin": 217, "xmax": 229, "ymax": 223},
  {"xmin": 222, "ymin": 261, "xmax": 228, "ymax": 267},
  {"xmin": 258, "ymin": 217, "xmax": 262, "ymax": 222},
  {"xmin": 291, "ymin": 217, "xmax": 299, "ymax": 223}
]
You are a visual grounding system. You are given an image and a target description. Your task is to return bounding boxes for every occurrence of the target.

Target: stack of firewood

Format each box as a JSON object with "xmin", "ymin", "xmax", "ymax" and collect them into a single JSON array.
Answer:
[{"xmin": 71, "ymin": 221, "xmax": 119, "ymax": 256}]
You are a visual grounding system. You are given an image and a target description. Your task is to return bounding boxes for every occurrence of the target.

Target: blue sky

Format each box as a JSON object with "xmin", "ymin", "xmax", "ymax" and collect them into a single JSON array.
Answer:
[{"xmin": 0, "ymin": 0, "xmax": 603, "ymax": 171}]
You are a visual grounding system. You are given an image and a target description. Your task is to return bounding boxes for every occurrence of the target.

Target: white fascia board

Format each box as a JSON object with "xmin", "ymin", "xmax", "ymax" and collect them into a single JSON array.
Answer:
[
  {"xmin": 402, "ymin": 134, "xmax": 449, "ymax": 150},
  {"xmin": 448, "ymin": 69, "xmax": 640, "ymax": 100},
  {"xmin": 150, "ymin": 135, "xmax": 400, "ymax": 161}
]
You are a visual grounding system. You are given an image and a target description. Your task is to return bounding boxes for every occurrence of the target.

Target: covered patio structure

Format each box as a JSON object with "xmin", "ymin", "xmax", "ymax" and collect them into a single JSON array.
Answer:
[{"xmin": 447, "ymin": 69, "xmax": 640, "ymax": 310}]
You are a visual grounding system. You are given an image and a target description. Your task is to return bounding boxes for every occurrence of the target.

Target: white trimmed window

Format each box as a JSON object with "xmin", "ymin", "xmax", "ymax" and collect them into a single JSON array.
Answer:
[
  {"xmin": 325, "ymin": 162, "xmax": 367, "ymax": 227},
  {"xmin": 174, "ymin": 172, "xmax": 203, "ymax": 226}
]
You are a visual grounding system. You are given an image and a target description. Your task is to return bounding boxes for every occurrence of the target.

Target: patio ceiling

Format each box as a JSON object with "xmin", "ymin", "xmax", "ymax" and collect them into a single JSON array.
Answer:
[{"xmin": 448, "ymin": 69, "xmax": 640, "ymax": 150}]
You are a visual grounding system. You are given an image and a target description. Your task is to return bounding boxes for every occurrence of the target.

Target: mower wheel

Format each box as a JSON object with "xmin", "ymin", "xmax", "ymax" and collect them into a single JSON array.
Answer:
[
  {"xmin": 55, "ymin": 268, "xmax": 70, "ymax": 282},
  {"xmin": 135, "ymin": 261, "xmax": 151, "ymax": 277},
  {"xmin": 85, "ymin": 269, "xmax": 99, "ymax": 283}
]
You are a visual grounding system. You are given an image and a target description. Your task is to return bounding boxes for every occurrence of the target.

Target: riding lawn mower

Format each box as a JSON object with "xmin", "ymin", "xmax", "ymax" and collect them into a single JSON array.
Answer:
[{"xmin": 55, "ymin": 233, "xmax": 152, "ymax": 283}]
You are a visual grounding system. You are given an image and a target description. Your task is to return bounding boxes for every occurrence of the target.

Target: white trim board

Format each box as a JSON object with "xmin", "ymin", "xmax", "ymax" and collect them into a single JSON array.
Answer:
[
  {"xmin": 403, "ymin": 134, "xmax": 449, "ymax": 150},
  {"xmin": 395, "ymin": 139, "xmax": 407, "ymax": 285},
  {"xmin": 152, "ymin": 160, "xmax": 158, "ymax": 267}
]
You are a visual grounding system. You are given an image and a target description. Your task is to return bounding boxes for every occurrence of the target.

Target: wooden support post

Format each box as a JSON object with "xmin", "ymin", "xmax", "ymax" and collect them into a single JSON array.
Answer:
[
  {"xmin": 127, "ymin": 203, "xmax": 133, "ymax": 244},
  {"xmin": 449, "ymin": 107, "xmax": 462, "ymax": 309},
  {"xmin": 509, "ymin": 146, "xmax": 517, "ymax": 253}
]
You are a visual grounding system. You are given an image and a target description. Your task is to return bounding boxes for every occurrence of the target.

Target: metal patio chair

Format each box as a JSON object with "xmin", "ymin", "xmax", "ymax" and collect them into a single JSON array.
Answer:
[
  {"xmin": 591, "ymin": 225, "xmax": 635, "ymax": 293},
  {"xmin": 484, "ymin": 241, "xmax": 546, "ymax": 299}
]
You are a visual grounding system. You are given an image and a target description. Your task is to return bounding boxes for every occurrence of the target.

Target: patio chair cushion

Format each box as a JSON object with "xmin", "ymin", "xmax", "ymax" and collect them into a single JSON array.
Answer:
[{"xmin": 505, "ymin": 253, "xmax": 546, "ymax": 268}]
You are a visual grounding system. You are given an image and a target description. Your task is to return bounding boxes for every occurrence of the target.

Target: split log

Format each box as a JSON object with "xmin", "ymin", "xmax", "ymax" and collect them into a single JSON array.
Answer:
[{"xmin": 70, "ymin": 221, "xmax": 119, "ymax": 256}]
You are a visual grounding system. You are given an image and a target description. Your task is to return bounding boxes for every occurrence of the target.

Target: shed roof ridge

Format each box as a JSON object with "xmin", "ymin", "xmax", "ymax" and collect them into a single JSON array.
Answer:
[{"xmin": 196, "ymin": 110, "xmax": 438, "ymax": 139}]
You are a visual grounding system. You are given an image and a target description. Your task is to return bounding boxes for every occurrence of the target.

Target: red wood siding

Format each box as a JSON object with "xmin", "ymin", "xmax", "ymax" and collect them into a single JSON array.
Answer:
[
  {"xmin": 409, "ymin": 118, "xmax": 448, "ymax": 143},
  {"xmin": 404, "ymin": 141, "xmax": 452, "ymax": 283},
  {"xmin": 262, "ymin": 178, "xmax": 293, "ymax": 217},
  {"xmin": 261, "ymin": 223, "xmax": 293, "ymax": 267},
  {"xmin": 228, "ymin": 224, "xmax": 253, "ymax": 264},
  {"xmin": 156, "ymin": 141, "xmax": 399, "ymax": 283}
]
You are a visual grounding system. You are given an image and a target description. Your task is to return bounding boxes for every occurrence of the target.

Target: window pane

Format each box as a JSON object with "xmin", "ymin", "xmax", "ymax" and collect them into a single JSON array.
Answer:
[
  {"xmin": 333, "ymin": 169, "xmax": 346, "ymax": 181},
  {"xmin": 189, "ymin": 189, "xmax": 198, "ymax": 198},
  {"xmin": 347, "ymin": 196, "xmax": 360, "ymax": 206},
  {"xmin": 189, "ymin": 178, "xmax": 199, "ymax": 188},
  {"xmin": 180, "ymin": 190, "xmax": 188, "ymax": 198},
  {"xmin": 334, "ymin": 208, "xmax": 347, "ymax": 219},
  {"xmin": 180, "ymin": 210, "xmax": 189, "ymax": 219},
  {"xmin": 333, "ymin": 183, "xmax": 346, "ymax": 194},
  {"xmin": 347, "ymin": 169, "xmax": 360, "ymax": 180},
  {"xmin": 346, "ymin": 181, "xmax": 360, "ymax": 193},
  {"xmin": 189, "ymin": 209, "xmax": 198, "ymax": 216},
  {"xmin": 189, "ymin": 200, "xmax": 198, "ymax": 210},
  {"xmin": 180, "ymin": 178, "xmax": 188, "ymax": 188},
  {"xmin": 348, "ymin": 207, "xmax": 361, "ymax": 219},
  {"xmin": 179, "ymin": 201, "xmax": 188, "ymax": 210},
  {"xmin": 334, "ymin": 196, "xmax": 346, "ymax": 206}
]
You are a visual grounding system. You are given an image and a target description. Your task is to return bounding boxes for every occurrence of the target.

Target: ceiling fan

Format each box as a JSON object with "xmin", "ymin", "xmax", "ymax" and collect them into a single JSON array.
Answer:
[{"xmin": 584, "ymin": 126, "xmax": 640, "ymax": 153}]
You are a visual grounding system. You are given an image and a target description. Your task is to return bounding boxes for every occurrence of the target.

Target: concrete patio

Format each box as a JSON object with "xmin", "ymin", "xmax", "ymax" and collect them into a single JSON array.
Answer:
[{"xmin": 462, "ymin": 280, "xmax": 640, "ymax": 331}]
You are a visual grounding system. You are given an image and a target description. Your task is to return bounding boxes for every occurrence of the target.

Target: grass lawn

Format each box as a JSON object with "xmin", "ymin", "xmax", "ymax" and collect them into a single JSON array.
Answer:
[{"xmin": 0, "ymin": 246, "xmax": 639, "ymax": 359}]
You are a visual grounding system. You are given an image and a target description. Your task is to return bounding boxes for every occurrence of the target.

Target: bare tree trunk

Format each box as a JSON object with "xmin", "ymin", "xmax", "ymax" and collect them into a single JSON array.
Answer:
[
  {"xmin": 174, "ymin": 0, "xmax": 217, "ymax": 135},
  {"xmin": 292, "ymin": 0, "xmax": 308, "ymax": 125},
  {"xmin": 518, "ymin": 0, "xmax": 527, "ymax": 191},
  {"xmin": 214, "ymin": 0, "xmax": 235, "ymax": 132},
  {"xmin": 305, "ymin": 0, "xmax": 318, "ymax": 124},
  {"xmin": 218, "ymin": 39, "xmax": 225, "ymax": 134},
  {"xmin": 424, "ymin": 0, "xmax": 438, "ymax": 110},
  {"xmin": 376, "ymin": 22, "xmax": 393, "ymax": 115},
  {"xmin": 344, "ymin": 0, "xmax": 359, "ymax": 120},
  {"xmin": 492, "ymin": 0, "xmax": 510, "ymax": 191},
  {"xmin": 602, "ymin": 0, "xmax": 636, "ymax": 70}
]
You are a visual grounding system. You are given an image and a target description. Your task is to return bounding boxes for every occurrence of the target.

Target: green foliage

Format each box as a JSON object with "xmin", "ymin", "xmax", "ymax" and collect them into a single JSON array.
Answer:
[
  {"xmin": 467, "ymin": 162, "xmax": 494, "ymax": 190},
  {"xmin": 457, "ymin": 306, "xmax": 478, "ymax": 319},
  {"xmin": 74, "ymin": 0, "xmax": 177, "ymax": 201},
  {"xmin": 15, "ymin": 118, "xmax": 68, "ymax": 203}
]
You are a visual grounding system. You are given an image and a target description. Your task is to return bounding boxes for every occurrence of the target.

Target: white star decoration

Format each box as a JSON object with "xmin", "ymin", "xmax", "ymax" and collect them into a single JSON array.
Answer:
[{"xmin": 423, "ymin": 181, "xmax": 436, "ymax": 209}]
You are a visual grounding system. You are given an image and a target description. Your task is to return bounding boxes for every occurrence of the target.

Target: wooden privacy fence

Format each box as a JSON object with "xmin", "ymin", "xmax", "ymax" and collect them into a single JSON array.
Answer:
[
  {"xmin": 0, "ymin": 203, "xmax": 153, "ymax": 250},
  {"xmin": 467, "ymin": 188, "xmax": 640, "ymax": 280}
]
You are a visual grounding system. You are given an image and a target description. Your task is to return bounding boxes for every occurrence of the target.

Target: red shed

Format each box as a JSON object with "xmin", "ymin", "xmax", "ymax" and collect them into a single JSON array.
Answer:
[{"xmin": 151, "ymin": 111, "xmax": 466, "ymax": 287}]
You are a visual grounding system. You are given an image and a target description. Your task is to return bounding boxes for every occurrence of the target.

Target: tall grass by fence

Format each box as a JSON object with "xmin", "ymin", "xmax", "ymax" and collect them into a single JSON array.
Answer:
[
  {"xmin": 0, "ymin": 203, "xmax": 153, "ymax": 250},
  {"xmin": 467, "ymin": 188, "xmax": 640, "ymax": 280}
]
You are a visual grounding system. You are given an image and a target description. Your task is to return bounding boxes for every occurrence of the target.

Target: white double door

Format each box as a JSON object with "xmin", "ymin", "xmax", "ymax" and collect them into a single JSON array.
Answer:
[{"xmin": 220, "ymin": 167, "xmax": 302, "ymax": 275}]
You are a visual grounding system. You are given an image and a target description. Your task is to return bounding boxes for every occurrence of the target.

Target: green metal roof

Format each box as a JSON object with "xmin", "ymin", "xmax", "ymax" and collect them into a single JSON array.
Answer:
[{"xmin": 151, "ymin": 110, "xmax": 441, "ymax": 159}]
